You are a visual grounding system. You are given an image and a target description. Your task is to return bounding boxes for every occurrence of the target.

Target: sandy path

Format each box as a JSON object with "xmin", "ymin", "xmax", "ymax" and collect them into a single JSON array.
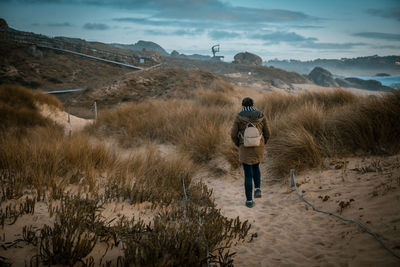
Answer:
[
  {"xmin": 201, "ymin": 156, "xmax": 400, "ymax": 266},
  {"xmin": 40, "ymin": 104, "xmax": 93, "ymax": 134}
]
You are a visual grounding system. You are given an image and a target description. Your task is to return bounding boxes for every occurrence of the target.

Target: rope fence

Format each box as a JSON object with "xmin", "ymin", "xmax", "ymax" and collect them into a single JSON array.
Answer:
[{"xmin": 289, "ymin": 169, "xmax": 400, "ymax": 260}]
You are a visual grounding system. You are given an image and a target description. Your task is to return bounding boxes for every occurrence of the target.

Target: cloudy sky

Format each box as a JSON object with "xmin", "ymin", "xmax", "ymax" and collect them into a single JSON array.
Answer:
[{"xmin": 0, "ymin": 0, "xmax": 399, "ymax": 61}]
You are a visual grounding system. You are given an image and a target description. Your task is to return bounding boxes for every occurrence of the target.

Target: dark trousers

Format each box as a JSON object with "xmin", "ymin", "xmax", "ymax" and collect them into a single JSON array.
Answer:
[{"xmin": 242, "ymin": 163, "xmax": 261, "ymax": 201}]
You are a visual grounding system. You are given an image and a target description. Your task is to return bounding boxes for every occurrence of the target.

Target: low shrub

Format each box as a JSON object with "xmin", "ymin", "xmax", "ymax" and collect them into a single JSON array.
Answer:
[{"xmin": 39, "ymin": 195, "xmax": 102, "ymax": 265}]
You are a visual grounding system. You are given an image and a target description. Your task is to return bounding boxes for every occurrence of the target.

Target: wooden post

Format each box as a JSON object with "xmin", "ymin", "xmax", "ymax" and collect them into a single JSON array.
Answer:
[
  {"xmin": 181, "ymin": 172, "xmax": 188, "ymax": 200},
  {"xmin": 94, "ymin": 101, "xmax": 97, "ymax": 120},
  {"xmin": 112, "ymin": 143, "xmax": 116, "ymax": 156},
  {"xmin": 289, "ymin": 169, "xmax": 295, "ymax": 187},
  {"xmin": 67, "ymin": 108, "xmax": 70, "ymax": 123}
]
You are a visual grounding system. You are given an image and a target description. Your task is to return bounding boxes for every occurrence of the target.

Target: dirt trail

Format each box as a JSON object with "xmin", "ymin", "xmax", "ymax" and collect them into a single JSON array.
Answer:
[{"xmin": 200, "ymin": 156, "xmax": 400, "ymax": 266}]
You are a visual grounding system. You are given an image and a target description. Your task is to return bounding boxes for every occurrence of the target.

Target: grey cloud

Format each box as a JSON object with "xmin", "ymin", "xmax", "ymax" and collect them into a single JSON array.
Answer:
[
  {"xmin": 250, "ymin": 30, "xmax": 367, "ymax": 50},
  {"xmin": 208, "ymin": 30, "xmax": 240, "ymax": 40},
  {"xmin": 367, "ymin": 8, "xmax": 400, "ymax": 21},
  {"xmin": 114, "ymin": 17, "xmax": 170, "ymax": 26},
  {"xmin": 11, "ymin": 0, "xmax": 318, "ymax": 24},
  {"xmin": 144, "ymin": 29, "xmax": 166, "ymax": 36},
  {"xmin": 157, "ymin": 6, "xmax": 316, "ymax": 24},
  {"xmin": 173, "ymin": 28, "xmax": 204, "ymax": 36},
  {"xmin": 113, "ymin": 17, "xmax": 215, "ymax": 29},
  {"xmin": 289, "ymin": 25, "xmax": 324, "ymax": 29},
  {"xmin": 144, "ymin": 28, "xmax": 204, "ymax": 36},
  {"xmin": 83, "ymin": 23, "xmax": 109, "ymax": 30},
  {"xmin": 251, "ymin": 31, "xmax": 317, "ymax": 44},
  {"xmin": 353, "ymin": 32, "xmax": 400, "ymax": 41},
  {"xmin": 372, "ymin": 44, "xmax": 400, "ymax": 49},
  {"xmin": 48, "ymin": 22, "xmax": 73, "ymax": 27},
  {"xmin": 299, "ymin": 41, "xmax": 367, "ymax": 50}
]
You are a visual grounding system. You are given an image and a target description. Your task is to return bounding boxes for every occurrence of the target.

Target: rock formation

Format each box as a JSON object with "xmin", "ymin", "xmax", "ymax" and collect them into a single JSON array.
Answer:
[
  {"xmin": 26, "ymin": 45, "xmax": 43, "ymax": 58},
  {"xmin": 0, "ymin": 18, "xmax": 8, "ymax": 29},
  {"xmin": 308, "ymin": 67, "xmax": 338, "ymax": 87},
  {"xmin": 233, "ymin": 52, "xmax": 262, "ymax": 66},
  {"xmin": 344, "ymin": 77, "xmax": 391, "ymax": 91},
  {"xmin": 271, "ymin": 79, "xmax": 291, "ymax": 90},
  {"xmin": 335, "ymin": 78, "xmax": 355, "ymax": 88},
  {"xmin": 335, "ymin": 77, "xmax": 393, "ymax": 91},
  {"xmin": 170, "ymin": 50, "xmax": 180, "ymax": 57},
  {"xmin": 111, "ymin": 41, "xmax": 169, "ymax": 56},
  {"xmin": 375, "ymin": 73, "xmax": 390, "ymax": 77}
]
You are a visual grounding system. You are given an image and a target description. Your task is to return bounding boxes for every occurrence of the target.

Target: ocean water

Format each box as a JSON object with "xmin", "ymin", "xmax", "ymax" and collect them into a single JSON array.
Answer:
[{"xmin": 351, "ymin": 75, "xmax": 400, "ymax": 89}]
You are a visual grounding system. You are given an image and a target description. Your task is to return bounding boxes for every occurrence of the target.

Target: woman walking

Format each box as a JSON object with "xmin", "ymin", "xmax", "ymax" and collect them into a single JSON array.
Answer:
[{"xmin": 231, "ymin": 97, "xmax": 270, "ymax": 208}]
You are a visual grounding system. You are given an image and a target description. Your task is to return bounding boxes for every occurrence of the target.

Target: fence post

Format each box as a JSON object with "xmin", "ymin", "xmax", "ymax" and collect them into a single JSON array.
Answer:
[
  {"xmin": 67, "ymin": 108, "xmax": 70, "ymax": 123},
  {"xmin": 289, "ymin": 169, "xmax": 295, "ymax": 187},
  {"xmin": 181, "ymin": 172, "xmax": 188, "ymax": 201},
  {"xmin": 94, "ymin": 101, "xmax": 97, "ymax": 120}
]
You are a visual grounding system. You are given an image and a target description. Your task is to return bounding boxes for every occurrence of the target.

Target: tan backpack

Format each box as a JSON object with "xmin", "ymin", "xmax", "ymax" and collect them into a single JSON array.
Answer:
[{"xmin": 242, "ymin": 122, "xmax": 262, "ymax": 147}]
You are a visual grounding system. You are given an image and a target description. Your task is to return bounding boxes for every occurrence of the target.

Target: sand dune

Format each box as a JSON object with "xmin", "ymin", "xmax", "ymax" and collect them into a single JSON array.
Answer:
[
  {"xmin": 36, "ymin": 102, "xmax": 400, "ymax": 266},
  {"xmin": 2, "ymin": 90, "xmax": 399, "ymax": 266},
  {"xmin": 200, "ymin": 156, "xmax": 400, "ymax": 266},
  {"xmin": 40, "ymin": 104, "xmax": 93, "ymax": 134}
]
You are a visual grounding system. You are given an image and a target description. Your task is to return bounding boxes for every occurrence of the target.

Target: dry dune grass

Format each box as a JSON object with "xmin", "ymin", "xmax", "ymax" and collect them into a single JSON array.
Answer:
[
  {"xmin": 0, "ymin": 85, "xmax": 251, "ymax": 266},
  {"xmin": 89, "ymin": 87, "xmax": 400, "ymax": 178},
  {"xmin": 0, "ymin": 128, "xmax": 119, "ymax": 200},
  {"xmin": 2, "ymin": 83, "xmax": 400, "ymax": 265},
  {"xmin": 260, "ymin": 89, "xmax": 400, "ymax": 177},
  {"xmin": 0, "ymin": 84, "xmax": 59, "ymax": 134},
  {"xmin": 87, "ymin": 89, "xmax": 237, "ymax": 164}
]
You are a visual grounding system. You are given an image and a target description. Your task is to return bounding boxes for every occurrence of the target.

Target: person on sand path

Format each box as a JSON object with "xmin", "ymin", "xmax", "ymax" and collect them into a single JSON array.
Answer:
[{"xmin": 230, "ymin": 97, "xmax": 270, "ymax": 208}]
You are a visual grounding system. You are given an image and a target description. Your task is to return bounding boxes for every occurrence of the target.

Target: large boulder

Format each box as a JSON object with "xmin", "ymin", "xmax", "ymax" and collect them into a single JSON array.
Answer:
[
  {"xmin": 271, "ymin": 79, "xmax": 291, "ymax": 90},
  {"xmin": 336, "ymin": 77, "xmax": 393, "ymax": 91},
  {"xmin": 344, "ymin": 77, "xmax": 391, "ymax": 91},
  {"xmin": 170, "ymin": 50, "xmax": 180, "ymax": 57},
  {"xmin": 0, "ymin": 18, "xmax": 7, "ymax": 29},
  {"xmin": 26, "ymin": 45, "xmax": 43, "ymax": 58},
  {"xmin": 308, "ymin": 67, "xmax": 338, "ymax": 87},
  {"xmin": 335, "ymin": 78, "xmax": 356, "ymax": 88},
  {"xmin": 233, "ymin": 52, "xmax": 262, "ymax": 65}
]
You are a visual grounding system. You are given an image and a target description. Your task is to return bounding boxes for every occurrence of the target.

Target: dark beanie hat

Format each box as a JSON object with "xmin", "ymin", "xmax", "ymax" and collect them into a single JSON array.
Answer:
[{"xmin": 242, "ymin": 97, "xmax": 254, "ymax": 107}]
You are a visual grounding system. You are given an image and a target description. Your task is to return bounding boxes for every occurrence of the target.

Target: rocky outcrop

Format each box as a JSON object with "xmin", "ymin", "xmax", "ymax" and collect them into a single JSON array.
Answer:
[
  {"xmin": 335, "ymin": 77, "xmax": 393, "ymax": 91},
  {"xmin": 0, "ymin": 18, "xmax": 8, "ymax": 29},
  {"xmin": 169, "ymin": 50, "xmax": 212, "ymax": 61},
  {"xmin": 233, "ymin": 52, "xmax": 262, "ymax": 66},
  {"xmin": 375, "ymin": 73, "xmax": 390, "ymax": 77},
  {"xmin": 26, "ymin": 45, "xmax": 43, "ymax": 58},
  {"xmin": 139, "ymin": 48, "xmax": 161, "ymax": 63},
  {"xmin": 308, "ymin": 67, "xmax": 338, "ymax": 87},
  {"xmin": 111, "ymin": 41, "xmax": 169, "ymax": 56},
  {"xmin": 170, "ymin": 50, "xmax": 180, "ymax": 57},
  {"xmin": 271, "ymin": 79, "xmax": 291, "ymax": 90},
  {"xmin": 391, "ymin": 83, "xmax": 400, "ymax": 89},
  {"xmin": 335, "ymin": 78, "xmax": 355, "ymax": 88},
  {"xmin": 344, "ymin": 77, "xmax": 392, "ymax": 91}
]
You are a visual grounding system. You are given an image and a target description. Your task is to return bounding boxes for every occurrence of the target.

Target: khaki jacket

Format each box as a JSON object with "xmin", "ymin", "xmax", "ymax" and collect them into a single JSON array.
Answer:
[{"xmin": 230, "ymin": 108, "xmax": 270, "ymax": 165}]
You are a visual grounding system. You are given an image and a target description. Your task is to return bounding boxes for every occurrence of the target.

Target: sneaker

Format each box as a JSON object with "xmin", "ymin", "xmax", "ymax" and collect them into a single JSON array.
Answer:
[
  {"xmin": 254, "ymin": 188, "xmax": 262, "ymax": 198},
  {"xmin": 245, "ymin": 200, "xmax": 254, "ymax": 208}
]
